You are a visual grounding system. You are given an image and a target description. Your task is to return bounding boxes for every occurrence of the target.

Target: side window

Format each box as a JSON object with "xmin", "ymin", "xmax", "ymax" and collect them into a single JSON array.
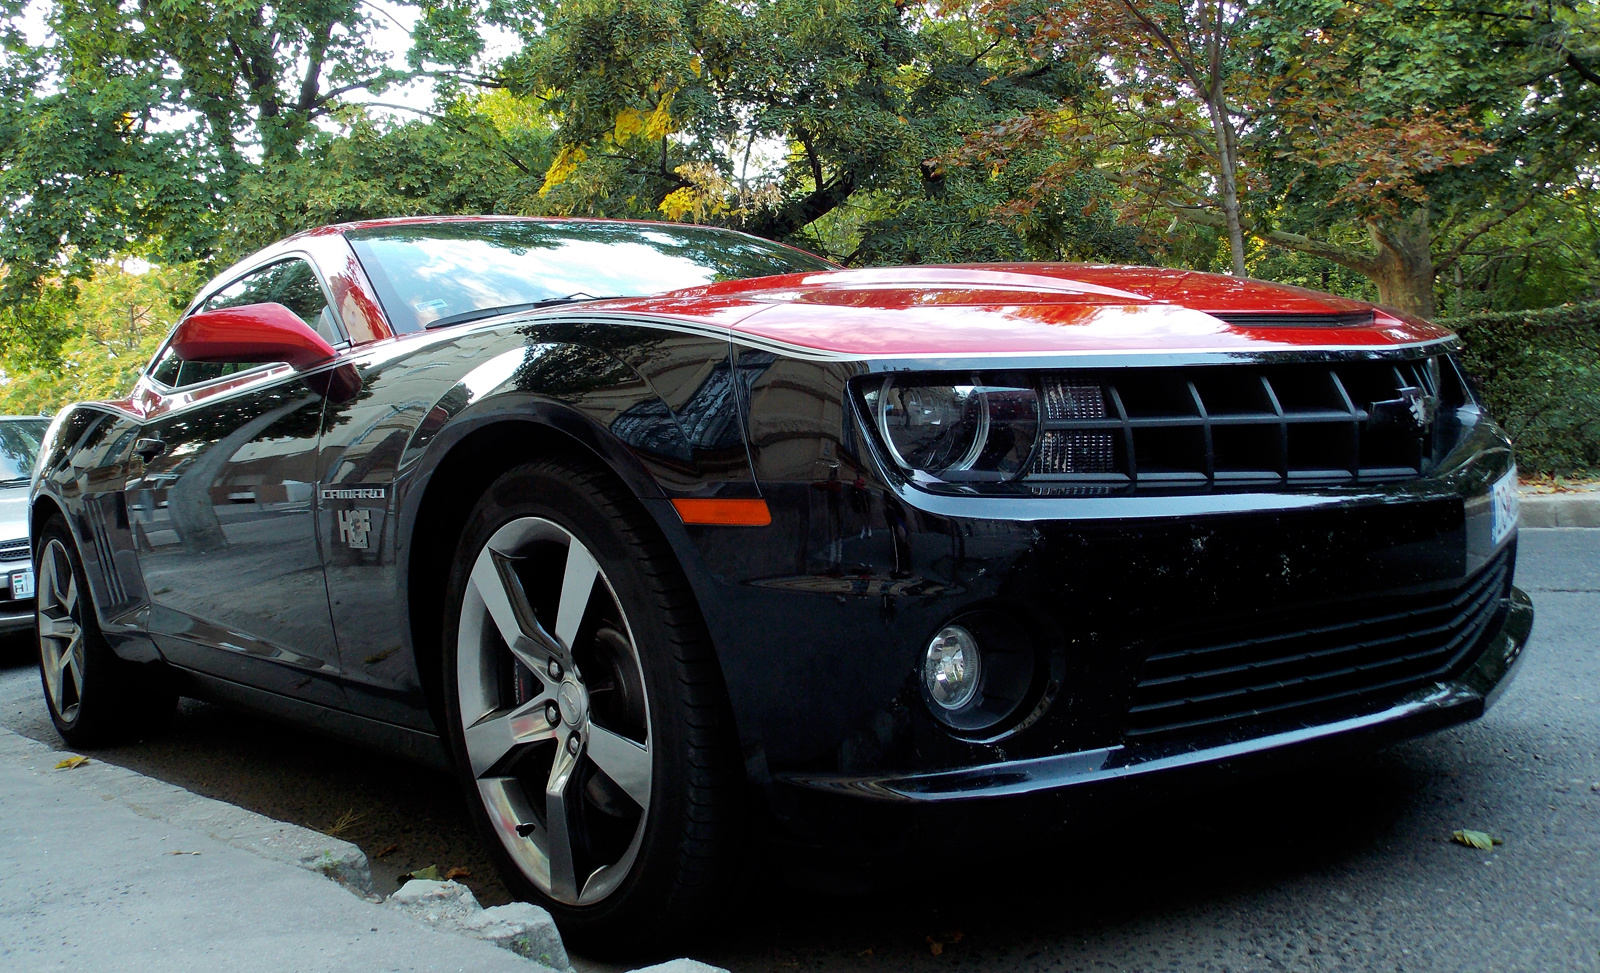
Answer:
[{"xmin": 150, "ymin": 258, "xmax": 342, "ymax": 390}]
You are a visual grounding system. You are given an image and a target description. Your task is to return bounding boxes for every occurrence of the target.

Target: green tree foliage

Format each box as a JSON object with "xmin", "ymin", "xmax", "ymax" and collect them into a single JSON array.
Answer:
[
  {"xmin": 952, "ymin": 0, "xmax": 1600, "ymax": 316},
  {"xmin": 0, "ymin": 262, "xmax": 199, "ymax": 413},
  {"xmin": 1444, "ymin": 300, "xmax": 1600, "ymax": 476},
  {"xmin": 503, "ymin": 0, "xmax": 1143, "ymax": 262},
  {"xmin": 228, "ymin": 98, "xmax": 554, "ymax": 255},
  {"xmin": 1244, "ymin": 0, "xmax": 1600, "ymax": 318},
  {"xmin": 5, "ymin": 0, "xmax": 1600, "ymax": 393},
  {"xmin": 0, "ymin": 0, "xmax": 499, "ymax": 359}
]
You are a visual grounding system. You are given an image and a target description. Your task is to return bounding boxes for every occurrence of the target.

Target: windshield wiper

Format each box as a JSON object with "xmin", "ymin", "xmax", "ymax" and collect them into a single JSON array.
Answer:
[{"xmin": 423, "ymin": 293, "xmax": 622, "ymax": 330}]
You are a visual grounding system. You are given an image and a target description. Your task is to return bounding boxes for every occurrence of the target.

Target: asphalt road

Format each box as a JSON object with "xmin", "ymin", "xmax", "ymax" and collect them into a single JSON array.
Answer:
[{"xmin": 3, "ymin": 528, "xmax": 1597, "ymax": 972}]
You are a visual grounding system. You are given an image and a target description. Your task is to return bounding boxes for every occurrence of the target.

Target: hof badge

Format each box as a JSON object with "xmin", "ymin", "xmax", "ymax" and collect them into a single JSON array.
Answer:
[
  {"xmin": 337, "ymin": 508, "xmax": 372, "ymax": 549},
  {"xmin": 321, "ymin": 485, "xmax": 388, "ymax": 554}
]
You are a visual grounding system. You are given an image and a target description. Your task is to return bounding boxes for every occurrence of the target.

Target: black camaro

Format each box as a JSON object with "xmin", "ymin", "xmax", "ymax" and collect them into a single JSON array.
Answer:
[{"xmin": 30, "ymin": 217, "xmax": 1532, "ymax": 948}]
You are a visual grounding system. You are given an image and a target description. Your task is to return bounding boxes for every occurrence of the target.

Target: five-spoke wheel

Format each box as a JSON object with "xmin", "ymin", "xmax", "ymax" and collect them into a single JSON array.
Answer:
[
  {"xmin": 457, "ymin": 516, "xmax": 653, "ymax": 905},
  {"xmin": 37, "ymin": 537, "xmax": 86, "ymax": 723},
  {"xmin": 443, "ymin": 458, "xmax": 743, "ymax": 950}
]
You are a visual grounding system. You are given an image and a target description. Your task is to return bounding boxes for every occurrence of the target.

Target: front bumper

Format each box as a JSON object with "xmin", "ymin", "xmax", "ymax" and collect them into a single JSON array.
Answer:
[
  {"xmin": 0, "ymin": 556, "xmax": 35, "ymax": 633},
  {"xmin": 657, "ymin": 350, "xmax": 1529, "ymax": 846},
  {"xmin": 0, "ymin": 604, "xmax": 34, "ymax": 633},
  {"xmin": 781, "ymin": 585, "xmax": 1532, "ymax": 804}
]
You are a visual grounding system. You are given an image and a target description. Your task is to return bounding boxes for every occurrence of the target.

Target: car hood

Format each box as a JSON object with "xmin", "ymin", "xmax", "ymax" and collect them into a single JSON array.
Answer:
[{"xmin": 580, "ymin": 264, "xmax": 1451, "ymax": 358}]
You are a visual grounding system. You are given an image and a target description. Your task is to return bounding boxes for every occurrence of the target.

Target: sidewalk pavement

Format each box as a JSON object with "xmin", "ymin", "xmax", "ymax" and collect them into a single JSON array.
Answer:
[
  {"xmin": 0, "ymin": 725, "xmax": 550, "ymax": 973},
  {"xmin": 1519, "ymin": 482, "xmax": 1600, "ymax": 528}
]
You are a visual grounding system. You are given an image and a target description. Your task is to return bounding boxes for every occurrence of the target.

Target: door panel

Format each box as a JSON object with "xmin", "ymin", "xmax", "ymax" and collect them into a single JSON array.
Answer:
[{"xmin": 126, "ymin": 376, "xmax": 344, "ymax": 706}]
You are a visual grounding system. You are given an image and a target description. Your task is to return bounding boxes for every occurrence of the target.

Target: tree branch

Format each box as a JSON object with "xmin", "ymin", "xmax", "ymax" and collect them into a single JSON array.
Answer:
[
  {"xmin": 1167, "ymin": 202, "xmax": 1383, "ymax": 274},
  {"xmin": 1435, "ymin": 196, "xmax": 1534, "ymax": 272},
  {"xmin": 297, "ymin": 22, "xmax": 332, "ymax": 115},
  {"xmin": 1566, "ymin": 51, "xmax": 1600, "ymax": 88}
]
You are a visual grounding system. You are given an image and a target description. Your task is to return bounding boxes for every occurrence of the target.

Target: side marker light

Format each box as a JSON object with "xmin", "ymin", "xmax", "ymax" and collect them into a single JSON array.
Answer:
[{"xmin": 670, "ymin": 497, "xmax": 772, "ymax": 527}]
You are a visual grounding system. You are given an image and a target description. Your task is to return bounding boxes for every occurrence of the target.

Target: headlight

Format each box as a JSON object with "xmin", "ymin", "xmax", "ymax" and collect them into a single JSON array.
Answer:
[{"xmin": 862, "ymin": 376, "xmax": 1039, "ymax": 482}]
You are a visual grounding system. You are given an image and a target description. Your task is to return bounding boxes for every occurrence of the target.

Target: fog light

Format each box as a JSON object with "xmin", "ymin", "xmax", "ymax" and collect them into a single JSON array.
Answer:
[{"xmin": 924, "ymin": 625, "xmax": 981, "ymax": 710}]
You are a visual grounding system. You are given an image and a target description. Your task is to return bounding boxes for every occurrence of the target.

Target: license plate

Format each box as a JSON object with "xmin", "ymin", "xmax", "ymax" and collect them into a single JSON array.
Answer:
[
  {"xmin": 10, "ymin": 568, "xmax": 33, "ymax": 599},
  {"xmin": 1490, "ymin": 468, "xmax": 1519, "ymax": 548}
]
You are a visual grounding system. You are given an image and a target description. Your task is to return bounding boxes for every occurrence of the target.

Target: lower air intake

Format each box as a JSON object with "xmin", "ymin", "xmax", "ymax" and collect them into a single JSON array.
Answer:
[{"xmin": 1124, "ymin": 547, "xmax": 1513, "ymax": 739}]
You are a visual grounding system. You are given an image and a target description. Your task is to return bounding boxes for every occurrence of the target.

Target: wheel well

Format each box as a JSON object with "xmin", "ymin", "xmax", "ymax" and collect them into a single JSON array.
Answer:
[
  {"xmin": 407, "ymin": 421, "xmax": 633, "ymax": 729},
  {"xmin": 31, "ymin": 495, "xmax": 64, "ymax": 549}
]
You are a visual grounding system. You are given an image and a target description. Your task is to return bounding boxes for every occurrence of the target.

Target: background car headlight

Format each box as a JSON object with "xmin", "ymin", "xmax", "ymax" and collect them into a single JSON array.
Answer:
[{"xmin": 862, "ymin": 376, "xmax": 1039, "ymax": 481}]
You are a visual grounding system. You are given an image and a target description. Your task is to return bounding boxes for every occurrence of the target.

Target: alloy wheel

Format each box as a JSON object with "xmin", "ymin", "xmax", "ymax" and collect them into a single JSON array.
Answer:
[
  {"xmin": 37, "ymin": 538, "xmax": 85, "ymax": 723},
  {"xmin": 456, "ymin": 516, "xmax": 653, "ymax": 906}
]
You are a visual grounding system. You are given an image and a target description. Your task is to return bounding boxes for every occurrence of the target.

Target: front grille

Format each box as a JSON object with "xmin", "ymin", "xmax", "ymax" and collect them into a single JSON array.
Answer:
[
  {"xmin": 1125, "ymin": 549, "xmax": 1513, "ymax": 739},
  {"xmin": 1030, "ymin": 355, "xmax": 1461, "ymax": 489},
  {"xmin": 0, "ymin": 539, "xmax": 28, "ymax": 561}
]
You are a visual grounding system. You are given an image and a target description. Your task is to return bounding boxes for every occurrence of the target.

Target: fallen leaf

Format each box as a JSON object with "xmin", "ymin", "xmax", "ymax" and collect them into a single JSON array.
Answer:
[
  {"xmin": 400, "ymin": 864, "xmax": 443, "ymax": 882},
  {"xmin": 373, "ymin": 843, "xmax": 400, "ymax": 860},
  {"xmin": 444, "ymin": 866, "xmax": 472, "ymax": 880},
  {"xmin": 1452, "ymin": 829, "xmax": 1503, "ymax": 850},
  {"xmin": 167, "ymin": 850, "xmax": 201, "ymax": 856},
  {"xmin": 54, "ymin": 756, "xmax": 89, "ymax": 770},
  {"xmin": 926, "ymin": 930, "xmax": 963, "ymax": 955}
]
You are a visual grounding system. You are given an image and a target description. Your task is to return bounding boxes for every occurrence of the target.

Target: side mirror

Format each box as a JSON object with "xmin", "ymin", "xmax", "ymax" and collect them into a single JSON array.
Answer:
[{"xmin": 171, "ymin": 302, "xmax": 336, "ymax": 370}]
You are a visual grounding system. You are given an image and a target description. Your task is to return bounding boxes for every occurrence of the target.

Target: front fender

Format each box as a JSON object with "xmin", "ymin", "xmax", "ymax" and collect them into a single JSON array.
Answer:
[
  {"xmin": 30, "ymin": 403, "xmax": 161, "ymax": 662},
  {"xmin": 319, "ymin": 318, "xmax": 760, "ymax": 733}
]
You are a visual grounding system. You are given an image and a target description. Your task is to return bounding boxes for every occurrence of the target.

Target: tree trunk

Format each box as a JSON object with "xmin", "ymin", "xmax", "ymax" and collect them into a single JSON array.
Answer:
[
  {"xmin": 1367, "ymin": 209, "xmax": 1436, "ymax": 318},
  {"xmin": 1205, "ymin": 100, "xmax": 1248, "ymax": 277}
]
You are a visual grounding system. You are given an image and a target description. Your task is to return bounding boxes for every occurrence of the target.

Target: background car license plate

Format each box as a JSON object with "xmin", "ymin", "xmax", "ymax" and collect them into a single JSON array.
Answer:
[
  {"xmin": 1490, "ymin": 469, "xmax": 1519, "ymax": 547},
  {"xmin": 11, "ymin": 568, "xmax": 33, "ymax": 599}
]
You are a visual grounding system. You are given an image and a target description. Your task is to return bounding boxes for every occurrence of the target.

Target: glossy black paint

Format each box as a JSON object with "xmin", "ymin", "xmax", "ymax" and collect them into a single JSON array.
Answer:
[
  {"xmin": 31, "ymin": 257, "xmax": 1531, "ymax": 850},
  {"xmin": 131, "ymin": 374, "xmax": 344, "ymax": 707}
]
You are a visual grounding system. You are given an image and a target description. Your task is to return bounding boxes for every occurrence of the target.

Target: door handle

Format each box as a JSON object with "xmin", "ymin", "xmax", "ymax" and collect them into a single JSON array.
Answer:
[{"xmin": 133, "ymin": 438, "xmax": 166, "ymax": 463}]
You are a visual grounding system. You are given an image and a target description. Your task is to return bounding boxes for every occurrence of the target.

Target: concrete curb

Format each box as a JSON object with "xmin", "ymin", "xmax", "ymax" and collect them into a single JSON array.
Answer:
[
  {"xmin": 1520, "ymin": 488, "xmax": 1600, "ymax": 528},
  {"xmin": 0, "ymin": 726, "xmax": 728, "ymax": 972},
  {"xmin": 388, "ymin": 879, "xmax": 570, "ymax": 969},
  {"xmin": 0, "ymin": 725, "xmax": 373, "ymax": 894}
]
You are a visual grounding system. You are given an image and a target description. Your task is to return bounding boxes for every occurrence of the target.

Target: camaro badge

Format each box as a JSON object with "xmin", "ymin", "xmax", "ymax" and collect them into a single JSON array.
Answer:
[
  {"xmin": 338, "ymin": 509, "xmax": 373, "ymax": 549},
  {"xmin": 321, "ymin": 487, "xmax": 387, "ymax": 500}
]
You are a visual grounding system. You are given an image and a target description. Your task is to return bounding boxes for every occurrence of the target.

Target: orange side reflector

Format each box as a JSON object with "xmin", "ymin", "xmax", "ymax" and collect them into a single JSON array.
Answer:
[{"xmin": 671, "ymin": 498, "xmax": 772, "ymax": 527}]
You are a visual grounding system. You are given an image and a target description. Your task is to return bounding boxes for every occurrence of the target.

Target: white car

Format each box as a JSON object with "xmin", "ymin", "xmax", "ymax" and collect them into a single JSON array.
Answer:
[{"xmin": 0, "ymin": 416, "xmax": 49, "ymax": 632}]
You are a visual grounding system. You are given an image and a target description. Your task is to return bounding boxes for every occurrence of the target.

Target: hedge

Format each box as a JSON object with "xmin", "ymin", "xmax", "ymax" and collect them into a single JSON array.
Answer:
[{"xmin": 1440, "ymin": 300, "xmax": 1600, "ymax": 478}]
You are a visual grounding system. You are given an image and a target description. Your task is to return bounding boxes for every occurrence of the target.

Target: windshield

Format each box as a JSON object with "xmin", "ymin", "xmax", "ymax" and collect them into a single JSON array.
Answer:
[
  {"xmin": 346, "ymin": 220, "xmax": 837, "ymax": 334},
  {"xmin": 0, "ymin": 419, "xmax": 48, "ymax": 484}
]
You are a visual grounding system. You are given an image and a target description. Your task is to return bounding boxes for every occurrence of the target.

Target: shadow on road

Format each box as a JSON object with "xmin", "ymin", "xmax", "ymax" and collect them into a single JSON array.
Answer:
[
  {"xmin": 0, "ymin": 636, "xmax": 1507, "ymax": 972},
  {"xmin": 696, "ymin": 747, "xmax": 1432, "ymax": 970}
]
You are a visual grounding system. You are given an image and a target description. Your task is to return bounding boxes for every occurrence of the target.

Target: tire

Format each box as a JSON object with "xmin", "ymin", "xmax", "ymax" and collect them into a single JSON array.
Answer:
[
  {"xmin": 441, "ymin": 456, "xmax": 744, "ymax": 954},
  {"xmin": 35, "ymin": 515, "xmax": 176, "ymax": 747}
]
